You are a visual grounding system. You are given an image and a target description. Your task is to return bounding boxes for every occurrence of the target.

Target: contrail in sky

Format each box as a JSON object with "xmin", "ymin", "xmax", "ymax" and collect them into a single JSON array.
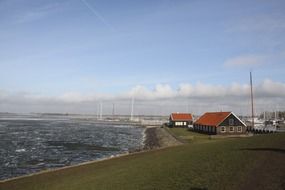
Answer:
[{"xmin": 80, "ymin": 0, "xmax": 115, "ymax": 31}]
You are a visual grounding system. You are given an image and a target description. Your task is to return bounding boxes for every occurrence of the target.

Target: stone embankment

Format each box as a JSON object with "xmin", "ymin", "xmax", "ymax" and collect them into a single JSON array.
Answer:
[{"xmin": 143, "ymin": 126, "xmax": 182, "ymax": 150}]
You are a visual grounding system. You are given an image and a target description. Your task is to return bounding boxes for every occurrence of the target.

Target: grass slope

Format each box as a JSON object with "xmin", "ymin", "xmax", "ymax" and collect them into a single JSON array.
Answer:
[{"xmin": 1, "ymin": 130, "xmax": 285, "ymax": 190}]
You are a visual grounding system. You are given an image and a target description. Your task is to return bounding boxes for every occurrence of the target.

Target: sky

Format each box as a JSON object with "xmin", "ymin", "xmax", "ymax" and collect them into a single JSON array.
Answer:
[{"xmin": 0, "ymin": 0, "xmax": 285, "ymax": 115}]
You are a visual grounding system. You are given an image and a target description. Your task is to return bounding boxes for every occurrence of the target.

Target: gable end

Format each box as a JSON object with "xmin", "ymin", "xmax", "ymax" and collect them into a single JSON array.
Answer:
[{"xmin": 218, "ymin": 113, "xmax": 246, "ymax": 127}]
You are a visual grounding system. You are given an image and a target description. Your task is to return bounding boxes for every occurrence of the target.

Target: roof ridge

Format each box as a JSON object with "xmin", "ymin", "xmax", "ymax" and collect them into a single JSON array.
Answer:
[{"xmin": 194, "ymin": 111, "xmax": 231, "ymax": 127}]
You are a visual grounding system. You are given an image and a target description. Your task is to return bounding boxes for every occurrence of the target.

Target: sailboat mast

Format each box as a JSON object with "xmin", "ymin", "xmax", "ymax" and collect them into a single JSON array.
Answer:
[
  {"xmin": 275, "ymin": 110, "xmax": 277, "ymax": 121},
  {"xmin": 112, "ymin": 103, "xmax": 115, "ymax": 119},
  {"xmin": 100, "ymin": 102, "xmax": 103, "ymax": 120},
  {"xmin": 130, "ymin": 96, "xmax": 134, "ymax": 121},
  {"xmin": 250, "ymin": 72, "xmax": 254, "ymax": 130},
  {"xmin": 96, "ymin": 103, "xmax": 99, "ymax": 119}
]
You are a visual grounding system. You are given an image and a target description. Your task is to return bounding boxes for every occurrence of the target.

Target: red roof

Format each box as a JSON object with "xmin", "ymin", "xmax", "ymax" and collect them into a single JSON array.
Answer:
[
  {"xmin": 170, "ymin": 113, "xmax": 193, "ymax": 121},
  {"xmin": 194, "ymin": 112, "xmax": 231, "ymax": 127}
]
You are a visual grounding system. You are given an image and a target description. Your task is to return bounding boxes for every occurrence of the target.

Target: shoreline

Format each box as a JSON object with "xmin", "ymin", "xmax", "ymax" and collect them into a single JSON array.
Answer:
[
  {"xmin": 0, "ymin": 126, "xmax": 182, "ymax": 183},
  {"xmin": 143, "ymin": 126, "xmax": 182, "ymax": 150}
]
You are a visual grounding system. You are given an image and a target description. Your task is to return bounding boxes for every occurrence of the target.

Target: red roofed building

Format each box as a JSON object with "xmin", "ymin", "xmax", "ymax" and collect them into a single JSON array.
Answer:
[
  {"xmin": 194, "ymin": 112, "xmax": 247, "ymax": 135},
  {"xmin": 169, "ymin": 113, "xmax": 193, "ymax": 127}
]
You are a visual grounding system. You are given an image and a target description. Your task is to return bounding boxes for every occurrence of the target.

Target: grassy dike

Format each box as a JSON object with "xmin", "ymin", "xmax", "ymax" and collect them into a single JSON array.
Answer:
[{"xmin": 1, "ymin": 128, "xmax": 285, "ymax": 190}]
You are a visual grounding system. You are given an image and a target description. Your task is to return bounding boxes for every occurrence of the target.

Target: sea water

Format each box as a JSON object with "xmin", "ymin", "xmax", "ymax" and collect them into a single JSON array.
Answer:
[{"xmin": 0, "ymin": 113, "xmax": 144, "ymax": 180}]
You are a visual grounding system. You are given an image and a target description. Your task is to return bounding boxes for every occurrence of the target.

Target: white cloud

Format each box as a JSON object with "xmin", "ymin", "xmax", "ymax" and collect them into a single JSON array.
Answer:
[
  {"xmin": 224, "ymin": 54, "xmax": 267, "ymax": 67},
  {"xmin": 57, "ymin": 92, "xmax": 115, "ymax": 103},
  {"xmin": 192, "ymin": 82, "xmax": 227, "ymax": 97},
  {"xmin": 126, "ymin": 82, "xmax": 250, "ymax": 100},
  {"xmin": 256, "ymin": 79, "xmax": 285, "ymax": 97},
  {"xmin": 0, "ymin": 89, "xmax": 7, "ymax": 97},
  {"xmin": 228, "ymin": 83, "xmax": 250, "ymax": 96},
  {"xmin": 177, "ymin": 84, "xmax": 193, "ymax": 97},
  {"xmin": 58, "ymin": 92, "xmax": 91, "ymax": 103},
  {"xmin": 1, "ymin": 79, "xmax": 285, "ymax": 114},
  {"xmin": 1, "ymin": 80, "xmax": 285, "ymax": 102},
  {"xmin": 128, "ymin": 84, "xmax": 176, "ymax": 100}
]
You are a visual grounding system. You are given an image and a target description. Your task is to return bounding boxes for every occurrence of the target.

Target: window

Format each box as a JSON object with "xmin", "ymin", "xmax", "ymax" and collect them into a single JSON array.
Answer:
[
  {"xmin": 175, "ymin": 122, "xmax": 184, "ymax": 126},
  {"xmin": 221, "ymin": 126, "xmax": 226, "ymax": 133},
  {"xmin": 229, "ymin": 118, "xmax": 234, "ymax": 126},
  {"xmin": 237, "ymin": 126, "xmax": 242, "ymax": 132},
  {"xmin": 229, "ymin": 126, "xmax": 234, "ymax": 132}
]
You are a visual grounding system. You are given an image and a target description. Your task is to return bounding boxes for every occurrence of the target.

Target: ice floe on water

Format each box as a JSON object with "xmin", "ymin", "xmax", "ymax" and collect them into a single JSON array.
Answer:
[{"xmin": 15, "ymin": 149, "xmax": 26, "ymax": 153}]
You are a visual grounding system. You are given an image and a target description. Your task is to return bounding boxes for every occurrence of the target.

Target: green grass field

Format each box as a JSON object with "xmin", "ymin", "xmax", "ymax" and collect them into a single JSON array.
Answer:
[
  {"xmin": 166, "ymin": 127, "xmax": 212, "ymax": 143},
  {"xmin": 1, "ymin": 129, "xmax": 285, "ymax": 190}
]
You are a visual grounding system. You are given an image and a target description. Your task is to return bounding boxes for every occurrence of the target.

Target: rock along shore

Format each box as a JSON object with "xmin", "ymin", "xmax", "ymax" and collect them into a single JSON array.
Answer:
[{"xmin": 143, "ymin": 126, "xmax": 182, "ymax": 150}]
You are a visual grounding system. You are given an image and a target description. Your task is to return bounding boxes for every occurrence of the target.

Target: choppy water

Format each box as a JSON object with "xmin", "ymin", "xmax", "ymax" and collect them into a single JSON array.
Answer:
[{"xmin": 0, "ymin": 114, "xmax": 144, "ymax": 180}]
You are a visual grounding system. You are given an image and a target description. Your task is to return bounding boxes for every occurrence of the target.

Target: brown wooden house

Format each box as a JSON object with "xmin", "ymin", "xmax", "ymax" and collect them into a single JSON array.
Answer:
[
  {"xmin": 169, "ymin": 113, "xmax": 193, "ymax": 127},
  {"xmin": 193, "ymin": 112, "xmax": 247, "ymax": 135}
]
